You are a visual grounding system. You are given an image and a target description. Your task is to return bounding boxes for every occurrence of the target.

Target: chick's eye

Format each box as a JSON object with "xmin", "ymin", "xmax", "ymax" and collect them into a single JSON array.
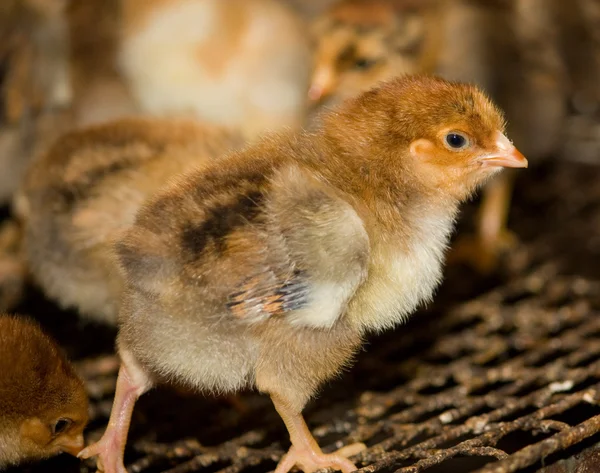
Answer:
[
  {"xmin": 52, "ymin": 418, "xmax": 72, "ymax": 435},
  {"xmin": 445, "ymin": 133, "xmax": 469, "ymax": 150},
  {"xmin": 354, "ymin": 58, "xmax": 377, "ymax": 70}
]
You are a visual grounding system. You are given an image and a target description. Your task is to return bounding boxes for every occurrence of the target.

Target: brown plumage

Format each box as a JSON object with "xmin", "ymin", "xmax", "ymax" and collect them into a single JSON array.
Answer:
[
  {"xmin": 0, "ymin": 314, "xmax": 88, "ymax": 469},
  {"xmin": 17, "ymin": 117, "xmax": 244, "ymax": 325},
  {"xmin": 79, "ymin": 76, "xmax": 527, "ymax": 473}
]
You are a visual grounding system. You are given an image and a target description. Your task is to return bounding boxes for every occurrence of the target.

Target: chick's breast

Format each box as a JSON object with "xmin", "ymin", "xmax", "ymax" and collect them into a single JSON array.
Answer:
[
  {"xmin": 19, "ymin": 118, "xmax": 242, "ymax": 324},
  {"xmin": 115, "ymin": 146, "xmax": 369, "ymax": 405}
]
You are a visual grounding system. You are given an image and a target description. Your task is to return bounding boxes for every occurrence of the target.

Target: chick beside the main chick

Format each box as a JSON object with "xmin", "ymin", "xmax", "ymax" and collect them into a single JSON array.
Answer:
[
  {"xmin": 17, "ymin": 118, "xmax": 244, "ymax": 325},
  {"xmin": 119, "ymin": 0, "xmax": 311, "ymax": 140},
  {"xmin": 0, "ymin": 314, "xmax": 89, "ymax": 469},
  {"xmin": 80, "ymin": 75, "xmax": 527, "ymax": 473}
]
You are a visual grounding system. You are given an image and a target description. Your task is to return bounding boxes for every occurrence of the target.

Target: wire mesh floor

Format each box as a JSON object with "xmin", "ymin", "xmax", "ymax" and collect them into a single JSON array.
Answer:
[{"xmin": 7, "ymin": 160, "xmax": 600, "ymax": 473}]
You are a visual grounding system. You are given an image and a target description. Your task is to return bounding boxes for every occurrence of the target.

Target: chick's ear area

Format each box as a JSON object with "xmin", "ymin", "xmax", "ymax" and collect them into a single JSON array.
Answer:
[
  {"xmin": 19, "ymin": 417, "xmax": 52, "ymax": 447},
  {"xmin": 409, "ymin": 138, "xmax": 435, "ymax": 161}
]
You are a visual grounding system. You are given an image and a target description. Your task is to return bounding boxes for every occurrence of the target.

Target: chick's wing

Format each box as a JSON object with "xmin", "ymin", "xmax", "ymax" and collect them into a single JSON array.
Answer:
[
  {"xmin": 218, "ymin": 166, "xmax": 370, "ymax": 329},
  {"xmin": 118, "ymin": 164, "xmax": 370, "ymax": 330}
]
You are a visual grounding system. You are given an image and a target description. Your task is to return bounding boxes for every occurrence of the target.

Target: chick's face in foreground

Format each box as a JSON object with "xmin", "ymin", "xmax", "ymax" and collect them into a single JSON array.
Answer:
[{"xmin": 376, "ymin": 76, "xmax": 528, "ymax": 200}]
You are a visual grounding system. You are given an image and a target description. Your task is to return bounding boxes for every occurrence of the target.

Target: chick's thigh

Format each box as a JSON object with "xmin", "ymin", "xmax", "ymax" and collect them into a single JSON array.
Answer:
[{"xmin": 118, "ymin": 289, "xmax": 258, "ymax": 393}]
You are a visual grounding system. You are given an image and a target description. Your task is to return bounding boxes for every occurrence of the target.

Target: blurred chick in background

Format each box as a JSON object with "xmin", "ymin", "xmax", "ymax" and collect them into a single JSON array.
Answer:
[
  {"xmin": 0, "ymin": 0, "xmax": 314, "ymax": 312},
  {"xmin": 308, "ymin": 0, "xmax": 598, "ymax": 273},
  {"xmin": 16, "ymin": 118, "xmax": 244, "ymax": 325},
  {"xmin": 119, "ymin": 0, "xmax": 311, "ymax": 140},
  {"xmin": 0, "ymin": 314, "xmax": 89, "ymax": 469}
]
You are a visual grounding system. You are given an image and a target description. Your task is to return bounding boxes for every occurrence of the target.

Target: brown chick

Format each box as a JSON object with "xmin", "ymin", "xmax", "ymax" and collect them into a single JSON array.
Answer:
[
  {"xmin": 16, "ymin": 118, "xmax": 244, "ymax": 325},
  {"xmin": 0, "ymin": 314, "xmax": 89, "ymax": 469},
  {"xmin": 118, "ymin": 0, "xmax": 311, "ymax": 141},
  {"xmin": 79, "ymin": 76, "xmax": 527, "ymax": 473}
]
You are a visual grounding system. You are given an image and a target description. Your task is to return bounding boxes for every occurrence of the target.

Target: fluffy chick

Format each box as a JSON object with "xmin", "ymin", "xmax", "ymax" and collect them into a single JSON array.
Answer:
[
  {"xmin": 119, "ymin": 0, "xmax": 311, "ymax": 140},
  {"xmin": 17, "ymin": 118, "xmax": 244, "ymax": 325},
  {"xmin": 79, "ymin": 76, "xmax": 527, "ymax": 473},
  {"xmin": 0, "ymin": 314, "xmax": 88, "ymax": 469}
]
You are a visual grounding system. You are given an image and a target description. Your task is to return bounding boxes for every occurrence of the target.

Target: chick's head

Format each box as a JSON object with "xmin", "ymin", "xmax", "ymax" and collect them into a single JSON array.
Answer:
[
  {"xmin": 325, "ymin": 75, "xmax": 527, "ymax": 202},
  {"xmin": 0, "ymin": 316, "xmax": 89, "ymax": 461},
  {"xmin": 309, "ymin": 0, "xmax": 428, "ymax": 105}
]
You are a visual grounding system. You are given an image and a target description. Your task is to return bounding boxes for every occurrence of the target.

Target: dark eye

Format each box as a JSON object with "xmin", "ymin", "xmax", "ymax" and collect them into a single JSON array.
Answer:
[
  {"xmin": 354, "ymin": 58, "xmax": 377, "ymax": 70},
  {"xmin": 52, "ymin": 418, "xmax": 72, "ymax": 435},
  {"xmin": 445, "ymin": 132, "xmax": 469, "ymax": 150}
]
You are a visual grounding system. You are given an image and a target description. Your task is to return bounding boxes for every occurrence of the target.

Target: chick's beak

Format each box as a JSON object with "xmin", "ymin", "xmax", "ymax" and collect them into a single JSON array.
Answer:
[
  {"xmin": 479, "ymin": 131, "xmax": 528, "ymax": 169},
  {"xmin": 58, "ymin": 433, "xmax": 85, "ymax": 457},
  {"xmin": 308, "ymin": 66, "xmax": 335, "ymax": 103}
]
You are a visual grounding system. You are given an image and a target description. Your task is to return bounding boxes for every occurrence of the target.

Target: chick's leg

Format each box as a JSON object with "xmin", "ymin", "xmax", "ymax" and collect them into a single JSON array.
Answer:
[
  {"xmin": 271, "ymin": 394, "xmax": 364, "ymax": 473},
  {"xmin": 79, "ymin": 350, "xmax": 151, "ymax": 473},
  {"xmin": 448, "ymin": 172, "xmax": 517, "ymax": 274}
]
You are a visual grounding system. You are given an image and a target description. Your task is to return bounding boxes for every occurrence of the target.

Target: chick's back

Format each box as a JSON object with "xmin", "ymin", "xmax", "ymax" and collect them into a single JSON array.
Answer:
[{"xmin": 18, "ymin": 118, "xmax": 244, "ymax": 324}]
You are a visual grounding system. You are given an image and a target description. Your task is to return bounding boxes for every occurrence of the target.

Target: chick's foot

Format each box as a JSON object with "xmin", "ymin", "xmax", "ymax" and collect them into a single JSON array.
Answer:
[
  {"xmin": 78, "ymin": 437, "xmax": 127, "ymax": 473},
  {"xmin": 449, "ymin": 166, "xmax": 520, "ymax": 275},
  {"xmin": 448, "ymin": 229, "xmax": 518, "ymax": 275},
  {"xmin": 270, "ymin": 394, "xmax": 364, "ymax": 473},
  {"xmin": 275, "ymin": 443, "xmax": 364, "ymax": 473}
]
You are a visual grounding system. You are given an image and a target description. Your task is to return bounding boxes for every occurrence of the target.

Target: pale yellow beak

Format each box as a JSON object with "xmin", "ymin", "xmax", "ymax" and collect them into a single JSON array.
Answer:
[
  {"xmin": 480, "ymin": 131, "xmax": 528, "ymax": 169},
  {"xmin": 58, "ymin": 433, "xmax": 85, "ymax": 457}
]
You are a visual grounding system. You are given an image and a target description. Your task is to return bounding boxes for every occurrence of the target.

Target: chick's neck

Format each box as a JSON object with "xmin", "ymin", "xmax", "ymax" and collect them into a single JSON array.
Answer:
[{"xmin": 303, "ymin": 131, "xmax": 461, "ymax": 240}]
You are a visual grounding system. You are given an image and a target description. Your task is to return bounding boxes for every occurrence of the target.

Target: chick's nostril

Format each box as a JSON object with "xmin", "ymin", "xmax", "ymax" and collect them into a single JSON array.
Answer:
[{"xmin": 308, "ymin": 84, "xmax": 326, "ymax": 102}]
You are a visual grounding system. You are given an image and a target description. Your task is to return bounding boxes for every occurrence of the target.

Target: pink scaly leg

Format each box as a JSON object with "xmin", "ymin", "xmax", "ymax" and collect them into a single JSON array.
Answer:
[
  {"xmin": 79, "ymin": 350, "xmax": 151, "ymax": 473},
  {"xmin": 271, "ymin": 394, "xmax": 365, "ymax": 473}
]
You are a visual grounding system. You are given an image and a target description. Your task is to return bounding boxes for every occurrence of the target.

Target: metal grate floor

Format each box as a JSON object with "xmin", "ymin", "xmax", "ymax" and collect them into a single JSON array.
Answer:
[{"xmin": 8, "ymin": 160, "xmax": 600, "ymax": 473}]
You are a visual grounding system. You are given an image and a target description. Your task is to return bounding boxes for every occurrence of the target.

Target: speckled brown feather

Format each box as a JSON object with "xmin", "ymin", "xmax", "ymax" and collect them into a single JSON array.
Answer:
[{"xmin": 18, "ymin": 118, "xmax": 244, "ymax": 324}]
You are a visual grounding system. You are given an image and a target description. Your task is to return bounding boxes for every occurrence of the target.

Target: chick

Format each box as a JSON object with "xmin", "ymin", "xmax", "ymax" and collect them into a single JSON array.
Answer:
[
  {"xmin": 119, "ymin": 0, "xmax": 311, "ymax": 140},
  {"xmin": 17, "ymin": 118, "xmax": 244, "ymax": 325},
  {"xmin": 79, "ymin": 76, "xmax": 527, "ymax": 473},
  {"xmin": 0, "ymin": 314, "xmax": 89, "ymax": 469}
]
